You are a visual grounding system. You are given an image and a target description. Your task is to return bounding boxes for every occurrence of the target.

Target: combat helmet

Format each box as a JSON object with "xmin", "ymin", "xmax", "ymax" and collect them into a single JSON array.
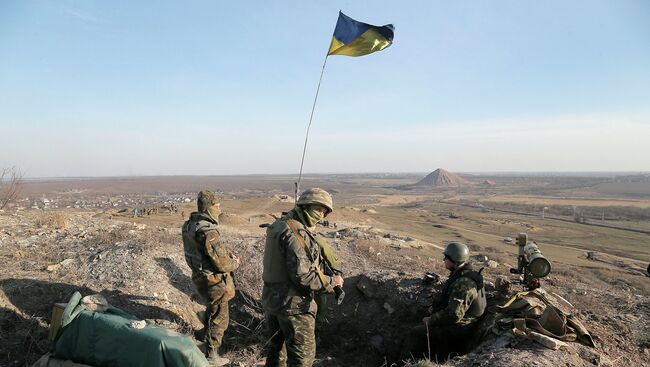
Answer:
[
  {"xmin": 197, "ymin": 190, "xmax": 218, "ymax": 212},
  {"xmin": 296, "ymin": 188, "xmax": 333, "ymax": 214},
  {"xmin": 444, "ymin": 242, "xmax": 470, "ymax": 265}
]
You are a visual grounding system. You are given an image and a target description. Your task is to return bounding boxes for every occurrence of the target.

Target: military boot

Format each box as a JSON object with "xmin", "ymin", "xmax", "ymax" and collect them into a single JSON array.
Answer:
[{"xmin": 206, "ymin": 350, "xmax": 230, "ymax": 366}]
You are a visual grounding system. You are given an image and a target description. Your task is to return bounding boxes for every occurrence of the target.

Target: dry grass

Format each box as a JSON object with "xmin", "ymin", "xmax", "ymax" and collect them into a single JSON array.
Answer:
[{"xmin": 34, "ymin": 212, "xmax": 67, "ymax": 229}]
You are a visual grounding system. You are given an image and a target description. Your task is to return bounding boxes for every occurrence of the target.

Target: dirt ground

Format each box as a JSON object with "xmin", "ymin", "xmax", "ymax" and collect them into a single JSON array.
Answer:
[{"xmin": 1, "ymin": 174, "xmax": 649, "ymax": 366}]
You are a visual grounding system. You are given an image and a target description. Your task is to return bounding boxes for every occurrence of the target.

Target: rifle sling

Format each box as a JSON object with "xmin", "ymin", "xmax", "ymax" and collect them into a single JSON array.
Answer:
[{"xmin": 285, "ymin": 219, "xmax": 334, "ymax": 293}]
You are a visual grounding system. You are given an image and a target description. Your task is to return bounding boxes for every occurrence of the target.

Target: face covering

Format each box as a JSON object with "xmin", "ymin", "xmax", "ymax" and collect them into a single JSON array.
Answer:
[
  {"xmin": 207, "ymin": 206, "xmax": 221, "ymax": 223},
  {"xmin": 299, "ymin": 205, "xmax": 324, "ymax": 227}
]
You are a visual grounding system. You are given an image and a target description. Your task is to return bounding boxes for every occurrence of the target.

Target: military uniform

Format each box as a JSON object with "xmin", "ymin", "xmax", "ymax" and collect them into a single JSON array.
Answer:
[
  {"xmin": 182, "ymin": 192, "xmax": 239, "ymax": 364},
  {"xmin": 403, "ymin": 263, "xmax": 487, "ymax": 360},
  {"xmin": 314, "ymin": 234, "xmax": 341, "ymax": 331},
  {"xmin": 262, "ymin": 208, "xmax": 334, "ymax": 367}
]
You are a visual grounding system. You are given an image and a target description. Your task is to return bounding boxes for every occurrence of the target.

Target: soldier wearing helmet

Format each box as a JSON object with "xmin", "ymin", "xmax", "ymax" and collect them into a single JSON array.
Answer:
[
  {"xmin": 262, "ymin": 188, "xmax": 343, "ymax": 367},
  {"xmin": 403, "ymin": 242, "xmax": 487, "ymax": 361},
  {"xmin": 182, "ymin": 191, "xmax": 240, "ymax": 366}
]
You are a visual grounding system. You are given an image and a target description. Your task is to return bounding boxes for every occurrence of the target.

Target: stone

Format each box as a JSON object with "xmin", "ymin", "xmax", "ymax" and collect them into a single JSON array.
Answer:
[
  {"xmin": 60, "ymin": 258, "xmax": 75, "ymax": 267},
  {"xmin": 46, "ymin": 264, "xmax": 61, "ymax": 272},
  {"xmin": 473, "ymin": 255, "xmax": 489, "ymax": 262},
  {"xmin": 383, "ymin": 302, "xmax": 395, "ymax": 314},
  {"xmin": 486, "ymin": 260, "xmax": 499, "ymax": 268}
]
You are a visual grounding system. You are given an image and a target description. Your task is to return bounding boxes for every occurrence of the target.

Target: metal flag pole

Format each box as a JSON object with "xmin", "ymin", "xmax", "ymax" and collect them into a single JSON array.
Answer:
[{"xmin": 295, "ymin": 54, "xmax": 329, "ymax": 203}]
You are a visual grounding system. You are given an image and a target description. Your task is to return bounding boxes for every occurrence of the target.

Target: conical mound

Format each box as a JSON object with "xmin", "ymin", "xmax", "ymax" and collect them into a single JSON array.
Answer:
[{"xmin": 415, "ymin": 168, "xmax": 471, "ymax": 187}]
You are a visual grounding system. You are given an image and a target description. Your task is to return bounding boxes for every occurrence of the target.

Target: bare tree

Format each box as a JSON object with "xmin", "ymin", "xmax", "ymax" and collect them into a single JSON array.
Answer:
[{"xmin": 0, "ymin": 166, "xmax": 23, "ymax": 210}]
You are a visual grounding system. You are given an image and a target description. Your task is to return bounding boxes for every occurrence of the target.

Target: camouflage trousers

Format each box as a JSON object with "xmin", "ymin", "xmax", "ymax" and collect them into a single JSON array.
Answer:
[
  {"xmin": 193, "ymin": 275, "xmax": 231, "ymax": 354},
  {"xmin": 314, "ymin": 292, "xmax": 328, "ymax": 331},
  {"xmin": 264, "ymin": 312, "xmax": 316, "ymax": 367},
  {"xmin": 401, "ymin": 323, "xmax": 477, "ymax": 362}
]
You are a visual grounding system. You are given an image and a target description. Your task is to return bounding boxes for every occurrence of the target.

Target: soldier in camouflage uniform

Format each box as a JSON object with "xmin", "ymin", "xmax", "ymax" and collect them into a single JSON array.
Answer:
[
  {"xmin": 403, "ymin": 242, "xmax": 487, "ymax": 361},
  {"xmin": 262, "ymin": 188, "xmax": 344, "ymax": 367},
  {"xmin": 182, "ymin": 191, "xmax": 240, "ymax": 366}
]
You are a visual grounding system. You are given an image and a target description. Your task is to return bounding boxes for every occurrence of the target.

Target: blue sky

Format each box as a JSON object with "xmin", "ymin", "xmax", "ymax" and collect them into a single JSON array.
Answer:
[{"xmin": 1, "ymin": 1, "xmax": 649, "ymax": 177}]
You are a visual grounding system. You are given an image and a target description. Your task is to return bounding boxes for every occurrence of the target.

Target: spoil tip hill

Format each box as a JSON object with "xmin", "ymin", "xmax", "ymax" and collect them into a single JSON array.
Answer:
[{"xmin": 415, "ymin": 168, "xmax": 472, "ymax": 187}]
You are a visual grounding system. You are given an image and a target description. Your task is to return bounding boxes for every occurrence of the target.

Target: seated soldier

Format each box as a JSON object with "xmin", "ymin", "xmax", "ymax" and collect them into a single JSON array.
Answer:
[{"xmin": 402, "ymin": 242, "xmax": 487, "ymax": 362}]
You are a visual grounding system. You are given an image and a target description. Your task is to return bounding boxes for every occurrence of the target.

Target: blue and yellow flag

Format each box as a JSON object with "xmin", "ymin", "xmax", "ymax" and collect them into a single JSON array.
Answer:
[{"xmin": 327, "ymin": 12, "xmax": 394, "ymax": 57}]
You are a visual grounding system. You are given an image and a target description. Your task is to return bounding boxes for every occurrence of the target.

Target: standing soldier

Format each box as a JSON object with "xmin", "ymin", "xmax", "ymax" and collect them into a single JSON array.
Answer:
[
  {"xmin": 403, "ymin": 242, "xmax": 487, "ymax": 361},
  {"xmin": 262, "ymin": 188, "xmax": 344, "ymax": 367},
  {"xmin": 182, "ymin": 191, "xmax": 240, "ymax": 366}
]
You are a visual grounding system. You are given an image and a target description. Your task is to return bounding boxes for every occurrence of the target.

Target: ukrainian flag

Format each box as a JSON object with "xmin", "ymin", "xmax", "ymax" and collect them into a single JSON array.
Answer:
[{"xmin": 327, "ymin": 12, "xmax": 394, "ymax": 57}]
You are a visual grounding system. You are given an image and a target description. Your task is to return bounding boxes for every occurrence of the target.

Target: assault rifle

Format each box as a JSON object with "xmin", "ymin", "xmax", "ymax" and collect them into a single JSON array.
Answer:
[{"xmin": 322, "ymin": 259, "xmax": 345, "ymax": 305}]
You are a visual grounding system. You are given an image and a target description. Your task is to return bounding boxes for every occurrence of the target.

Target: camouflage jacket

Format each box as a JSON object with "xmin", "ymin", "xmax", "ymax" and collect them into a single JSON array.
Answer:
[
  {"xmin": 182, "ymin": 212, "xmax": 239, "ymax": 280},
  {"xmin": 428, "ymin": 263, "xmax": 486, "ymax": 327},
  {"xmin": 262, "ymin": 209, "xmax": 332, "ymax": 316}
]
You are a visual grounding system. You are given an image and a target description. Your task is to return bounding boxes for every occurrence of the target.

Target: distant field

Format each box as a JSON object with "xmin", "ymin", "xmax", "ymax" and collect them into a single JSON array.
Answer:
[
  {"xmin": 478, "ymin": 195, "xmax": 650, "ymax": 208},
  {"xmin": 593, "ymin": 182, "xmax": 650, "ymax": 196}
]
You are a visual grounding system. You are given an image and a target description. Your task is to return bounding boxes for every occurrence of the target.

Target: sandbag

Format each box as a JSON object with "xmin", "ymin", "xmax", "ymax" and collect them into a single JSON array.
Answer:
[{"xmin": 52, "ymin": 291, "xmax": 209, "ymax": 367}]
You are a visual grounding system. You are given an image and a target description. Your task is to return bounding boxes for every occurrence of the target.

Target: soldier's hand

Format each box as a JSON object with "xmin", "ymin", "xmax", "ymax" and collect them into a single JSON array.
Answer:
[
  {"xmin": 332, "ymin": 274, "xmax": 344, "ymax": 288},
  {"xmin": 422, "ymin": 316, "xmax": 430, "ymax": 325}
]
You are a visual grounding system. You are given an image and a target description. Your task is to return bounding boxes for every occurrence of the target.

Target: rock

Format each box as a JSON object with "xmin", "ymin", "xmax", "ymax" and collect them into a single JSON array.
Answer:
[
  {"xmin": 383, "ymin": 302, "xmax": 395, "ymax": 314},
  {"xmin": 46, "ymin": 264, "xmax": 61, "ymax": 272},
  {"xmin": 59, "ymin": 258, "xmax": 74, "ymax": 267},
  {"xmin": 473, "ymin": 255, "xmax": 489, "ymax": 262},
  {"xmin": 486, "ymin": 260, "xmax": 499, "ymax": 268}
]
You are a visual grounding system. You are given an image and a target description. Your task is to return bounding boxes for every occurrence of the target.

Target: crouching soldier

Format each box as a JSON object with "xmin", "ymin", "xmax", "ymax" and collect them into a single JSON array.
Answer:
[
  {"xmin": 262, "ymin": 188, "xmax": 344, "ymax": 367},
  {"xmin": 182, "ymin": 191, "xmax": 240, "ymax": 366},
  {"xmin": 403, "ymin": 242, "xmax": 486, "ymax": 361}
]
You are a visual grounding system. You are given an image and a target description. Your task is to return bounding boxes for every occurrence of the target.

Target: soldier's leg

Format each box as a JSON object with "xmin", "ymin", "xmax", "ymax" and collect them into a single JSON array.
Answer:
[
  {"xmin": 401, "ymin": 325, "xmax": 429, "ymax": 361},
  {"xmin": 206, "ymin": 298, "xmax": 229, "ymax": 351},
  {"xmin": 264, "ymin": 312, "xmax": 287, "ymax": 367},
  {"xmin": 194, "ymin": 275, "xmax": 228, "ymax": 354},
  {"xmin": 277, "ymin": 313, "xmax": 316, "ymax": 367}
]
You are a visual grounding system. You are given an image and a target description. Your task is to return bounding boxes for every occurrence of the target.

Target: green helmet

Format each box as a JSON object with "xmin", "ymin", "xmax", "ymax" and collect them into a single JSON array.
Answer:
[
  {"xmin": 197, "ymin": 190, "xmax": 217, "ymax": 212},
  {"xmin": 296, "ymin": 188, "xmax": 333, "ymax": 213},
  {"xmin": 444, "ymin": 242, "xmax": 469, "ymax": 264}
]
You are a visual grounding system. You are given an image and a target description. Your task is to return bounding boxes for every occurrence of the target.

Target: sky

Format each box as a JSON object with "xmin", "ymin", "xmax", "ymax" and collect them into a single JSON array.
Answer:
[{"xmin": 1, "ymin": 0, "xmax": 649, "ymax": 177}]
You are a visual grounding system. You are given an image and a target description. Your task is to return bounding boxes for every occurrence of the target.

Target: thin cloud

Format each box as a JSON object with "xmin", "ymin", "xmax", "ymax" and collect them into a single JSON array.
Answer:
[{"xmin": 64, "ymin": 8, "xmax": 103, "ymax": 24}]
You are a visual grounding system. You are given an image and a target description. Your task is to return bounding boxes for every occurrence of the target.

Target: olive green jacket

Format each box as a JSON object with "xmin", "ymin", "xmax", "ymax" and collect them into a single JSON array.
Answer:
[
  {"xmin": 262, "ymin": 209, "xmax": 332, "ymax": 316},
  {"xmin": 182, "ymin": 212, "xmax": 239, "ymax": 292}
]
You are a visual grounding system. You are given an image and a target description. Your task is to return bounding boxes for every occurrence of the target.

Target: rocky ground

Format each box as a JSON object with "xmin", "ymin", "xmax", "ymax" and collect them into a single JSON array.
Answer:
[{"xmin": 0, "ymin": 209, "xmax": 648, "ymax": 366}]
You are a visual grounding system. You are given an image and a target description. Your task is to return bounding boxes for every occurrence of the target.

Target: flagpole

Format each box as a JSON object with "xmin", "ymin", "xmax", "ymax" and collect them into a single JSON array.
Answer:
[{"xmin": 295, "ymin": 54, "xmax": 329, "ymax": 203}]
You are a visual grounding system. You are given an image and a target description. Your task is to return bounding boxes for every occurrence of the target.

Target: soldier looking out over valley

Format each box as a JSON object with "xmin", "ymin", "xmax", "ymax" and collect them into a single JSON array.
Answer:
[{"xmin": 182, "ymin": 191, "xmax": 240, "ymax": 366}]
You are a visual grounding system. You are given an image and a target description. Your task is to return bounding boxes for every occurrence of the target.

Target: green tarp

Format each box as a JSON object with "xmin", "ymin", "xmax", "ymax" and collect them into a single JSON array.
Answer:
[{"xmin": 52, "ymin": 292, "xmax": 209, "ymax": 367}]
